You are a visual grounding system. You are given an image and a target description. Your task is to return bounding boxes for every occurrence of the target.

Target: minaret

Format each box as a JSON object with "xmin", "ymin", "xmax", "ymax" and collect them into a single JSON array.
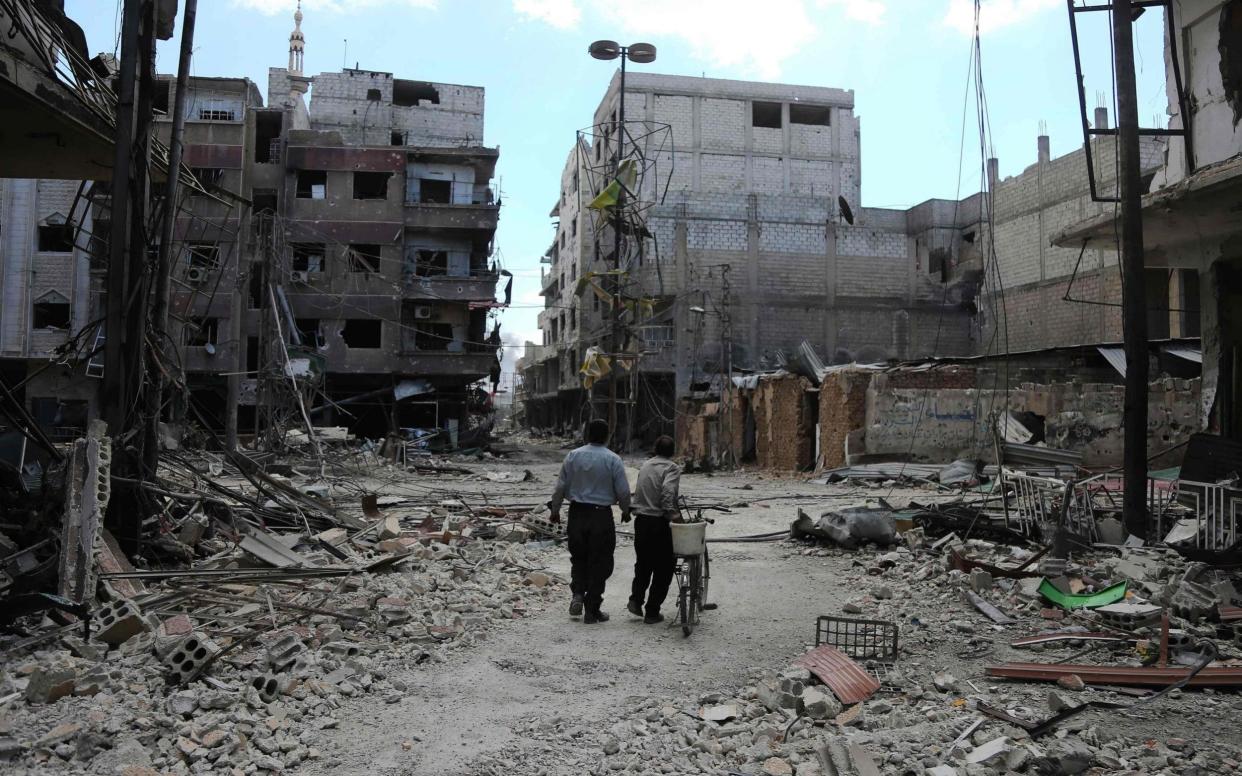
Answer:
[{"xmin": 288, "ymin": 1, "xmax": 305, "ymax": 75}]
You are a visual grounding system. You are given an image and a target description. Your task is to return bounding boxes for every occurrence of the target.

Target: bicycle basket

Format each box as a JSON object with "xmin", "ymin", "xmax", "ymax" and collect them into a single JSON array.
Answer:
[{"xmin": 670, "ymin": 521, "xmax": 707, "ymax": 556}]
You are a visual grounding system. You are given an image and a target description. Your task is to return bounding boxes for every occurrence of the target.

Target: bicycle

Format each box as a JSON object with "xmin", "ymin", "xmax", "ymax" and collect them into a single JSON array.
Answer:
[{"xmin": 672, "ymin": 498, "xmax": 720, "ymax": 637}]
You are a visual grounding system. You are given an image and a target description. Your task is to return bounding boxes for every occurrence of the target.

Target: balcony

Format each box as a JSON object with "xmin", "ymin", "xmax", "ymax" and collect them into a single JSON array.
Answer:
[
  {"xmin": 394, "ymin": 351, "xmax": 497, "ymax": 378},
  {"xmin": 404, "ymin": 202, "xmax": 499, "ymax": 232},
  {"xmin": 404, "ymin": 272, "xmax": 499, "ymax": 302}
]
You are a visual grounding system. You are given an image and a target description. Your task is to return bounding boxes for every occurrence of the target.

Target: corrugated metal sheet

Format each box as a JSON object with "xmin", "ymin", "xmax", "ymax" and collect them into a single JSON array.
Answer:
[
  {"xmin": 1097, "ymin": 346, "xmax": 1127, "ymax": 377},
  {"xmin": 1164, "ymin": 345, "xmax": 1203, "ymax": 364},
  {"xmin": 794, "ymin": 645, "xmax": 879, "ymax": 704}
]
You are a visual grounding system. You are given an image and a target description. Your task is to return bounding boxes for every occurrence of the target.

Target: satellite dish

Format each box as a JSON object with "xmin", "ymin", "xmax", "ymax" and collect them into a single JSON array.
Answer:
[
  {"xmin": 837, "ymin": 195, "xmax": 855, "ymax": 225},
  {"xmin": 588, "ymin": 40, "xmax": 621, "ymax": 60},
  {"xmin": 204, "ymin": 342, "xmax": 217, "ymax": 356},
  {"xmin": 627, "ymin": 43, "xmax": 657, "ymax": 63}
]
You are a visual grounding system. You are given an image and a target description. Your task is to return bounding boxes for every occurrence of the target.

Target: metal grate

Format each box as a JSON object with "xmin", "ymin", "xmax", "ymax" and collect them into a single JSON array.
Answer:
[{"xmin": 814, "ymin": 616, "xmax": 898, "ymax": 663}]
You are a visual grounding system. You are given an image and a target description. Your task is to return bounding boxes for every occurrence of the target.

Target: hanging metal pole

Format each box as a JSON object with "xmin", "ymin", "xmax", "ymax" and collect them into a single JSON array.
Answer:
[
  {"xmin": 1113, "ymin": 0, "xmax": 1149, "ymax": 539},
  {"xmin": 145, "ymin": 0, "xmax": 198, "ymax": 472}
]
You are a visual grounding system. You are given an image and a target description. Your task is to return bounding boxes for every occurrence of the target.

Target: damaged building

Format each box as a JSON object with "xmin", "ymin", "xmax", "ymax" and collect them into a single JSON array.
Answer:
[
  {"xmin": 1, "ymin": 5, "xmax": 506, "ymax": 447},
  {"xmin": 522, "ymin": 74, "xmax": 983, "ymax": 443}
]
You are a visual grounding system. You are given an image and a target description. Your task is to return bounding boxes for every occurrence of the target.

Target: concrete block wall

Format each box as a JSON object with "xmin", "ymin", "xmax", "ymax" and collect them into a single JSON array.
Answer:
[
  {"xmin": 307, "ymin": 70, "xmax": 484, "ymax": 148},
  {"xmin": 817, "ymin": 368, "xmax": 873, "ymax": 469}
]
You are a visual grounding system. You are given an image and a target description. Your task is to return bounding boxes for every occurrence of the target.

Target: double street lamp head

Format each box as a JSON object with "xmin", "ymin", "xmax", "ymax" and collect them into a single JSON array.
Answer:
[{"xmin": 588, "ymin": 40, "xmax": 657, "ymax": 63}]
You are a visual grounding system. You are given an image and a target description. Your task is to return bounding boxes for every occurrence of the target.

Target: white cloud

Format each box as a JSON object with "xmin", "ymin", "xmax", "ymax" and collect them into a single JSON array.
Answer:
[
  {"xmin": 818, "ymin": 0, "xmax": 886, "ymax": 25},
  {"xmin": 942, "ymin": 0, "xmax": 1060, "ymax": 35},
  {"xmin": 513, "ymin": 0, "xmax": 582, "ymax": 29},
  {"xmin": 230, "ymin": 0, "xmax": 437, "ymax": 15}
]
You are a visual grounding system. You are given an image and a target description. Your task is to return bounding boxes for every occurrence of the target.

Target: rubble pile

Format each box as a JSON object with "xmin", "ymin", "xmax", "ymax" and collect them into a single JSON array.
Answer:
[{"xmin": 0, "ymin": 432, "xmax": 563, "ymax": 774}]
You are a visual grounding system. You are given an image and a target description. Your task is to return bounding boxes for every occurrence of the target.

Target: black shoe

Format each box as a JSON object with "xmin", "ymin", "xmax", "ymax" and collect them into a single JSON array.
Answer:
[
  {"xmin": 583, "ymin": 610, "xmax": 610, "ymax": 624},
  {"xmin": 626, "ymin": 599, "xmax": 643, "ymax": 617},
  {"xmin": 569, "ymin": 594, "xmax": 584, "ymax": 616},
  {"xmin": 643, "ymin": 613, "xmax": 664, "ymax": 625}
]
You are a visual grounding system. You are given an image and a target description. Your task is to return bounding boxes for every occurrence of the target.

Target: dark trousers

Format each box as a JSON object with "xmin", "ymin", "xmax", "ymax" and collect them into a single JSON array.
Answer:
[
  {"xmin": 630, "ymin": 514, "xmax": 675, "ymax": 615},
  {"xmin": 567, "ymin": 503, "xmax": 616, "ymax": 613}
]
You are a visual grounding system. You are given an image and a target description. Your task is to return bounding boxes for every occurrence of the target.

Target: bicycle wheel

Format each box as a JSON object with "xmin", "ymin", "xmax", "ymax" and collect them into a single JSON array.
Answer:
[
  {"xmin": 684, "ymin": 556, "xmax": 700, "ymax": 637},
  {"xmin": 698, "ymin": 547, "xmax": 711, "ymax": 611}
]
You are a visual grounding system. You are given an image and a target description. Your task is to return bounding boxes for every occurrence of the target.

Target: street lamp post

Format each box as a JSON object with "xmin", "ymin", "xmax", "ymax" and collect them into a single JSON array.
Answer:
[{"xmin": 588, "ymin": 40, "xmax": 655, "ymax": 448}]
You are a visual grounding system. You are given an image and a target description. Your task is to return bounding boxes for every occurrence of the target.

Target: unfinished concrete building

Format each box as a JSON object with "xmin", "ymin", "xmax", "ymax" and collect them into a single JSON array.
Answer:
[{"xmin": 522, "ymin": 73, "xmax": 980, "ymax": 444}]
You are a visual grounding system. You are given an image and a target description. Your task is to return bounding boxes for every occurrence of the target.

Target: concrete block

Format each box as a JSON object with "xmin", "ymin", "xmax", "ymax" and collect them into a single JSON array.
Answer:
[
  {"xmin": 969, "ymin": 569, "xmax": 994, "ymax": 593},
  {"xmin": 966, "ymin": 737, "xmax": 1011, "ymax": 764},
  {"xmin": 161, "ymin": 632, "xmax": 219, "ymax": 685},
  {"xmin": 265, "ymin": 631, "xmax": 305, "ymax": 672},
  {"xmin": 250, "ymin": 672, "xmax": 282, "ymax": 703},
  {"xmin": 799, "ymin": 686, "xmax": 841, "ymax": 719},
  {"xmin": 377, "ymin": 516, "xmax": 401, "ymax": 540},
  {"xmin": 24, "ymin": 664, "xmax": 75, "ymax": 704},
  {"xmin": 756, "ymin": 674, "xmax": 800, "ymax": 713},
  {"xmin": 95, "ymin": 599, "xmax": 148, "ymax": 647}
]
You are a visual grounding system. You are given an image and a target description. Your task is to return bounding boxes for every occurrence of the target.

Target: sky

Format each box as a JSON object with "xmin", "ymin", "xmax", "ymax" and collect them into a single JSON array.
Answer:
[{"xmin": 65, "ymin": 0, "xmax": 1169, "ymax": 375}]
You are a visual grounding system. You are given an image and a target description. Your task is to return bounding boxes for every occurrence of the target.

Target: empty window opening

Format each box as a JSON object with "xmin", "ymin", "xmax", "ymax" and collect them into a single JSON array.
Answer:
[
  {"xmin": 153, "ymin": 83, "xmax": 170, "ymax": 115},
  {"xmin": 418, "ymin": 178, "xmax": 451, "ymax": 203},
  {"xmin": 752, "ymin": 101, "xmax": 782, "ymax": 128},
  {"xmin": 187, "ymin": 242, "xmax": 221, "ymax": 269},
  {"xmin": 30, "ymin": 397, "xmax": 87, "ymax": 437},
  {"xmin": 295, "ymin": 318, "xmax": 325, "ymax": 348},
  {"xmin": 252, "ymin": 189, "xmax": 278, "ymax": 215},
  {"xmin": 38, "ymin": 224, "xmax": 75, "ymax": 252},
  {"xmin": 366, "ymin": 88, "xmax": 382, "ymax": 101},
  {"xmin": 291, "ymin": 243, "xmax": 326, "ymax": 273},
  {"xmin": 33, "ymin": 293, "xmax": 71, "ymax": 329},
  {"xmin": 962, "ymin": 230, "xmax": 976, "ymax": 244},
  {"xmin": 183, "ymin": 317, "xmax": 218, "ymax": 347},
  {"xmin": 191, "ymin": 167, "xmax": 223, "ymax": 189},
  {"xmin": 349, "ymin": 244, "xmax": 381, "ymax": 272},
  {"xmin": 393, "ymin": 79, "xmax": 439, "ymax": 107},
  {"xmin": 790, "ymin": 104, "xmax": 831, "ymax": 126},
  {"xmin": 255, "ymin": 112, "xmax": 283, "ymax": 163},
  {"xmin": 391, "ymin": 131, "xmax": 404, "ymax": 146},
  {"xmin": 296, "ymin": 170, "xmax": 327, "ymax": 199},
  {"xmin": 414, "ymin": 249, "xmax": 448, "ymax": 277},
  {"xmin": 248, "ymin": 267, "xmax": 265, "ymax": 308},
  {"xmin": 197, "ymin": 103, "xmax": 236, "ymax": 121},
  {"xmin": 414, "ymin": 322, "xmax": 451, "ymax": 351},
  {"xmin": 88, "ymin": 219, "xmax": 110, "ymax": 268},
  {"xmin": 342, "ymin": 319, "xmax": 382, "ymax": 348},
  {"xmin": 246, "ymin": 336, "xmax": 260, "ymax": 373},
  {"xmin": 353, "ymin": 171, "xmax": 390, "ymax": 200}
]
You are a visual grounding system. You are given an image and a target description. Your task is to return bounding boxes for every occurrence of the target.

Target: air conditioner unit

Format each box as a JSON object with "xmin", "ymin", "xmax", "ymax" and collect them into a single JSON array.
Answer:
[
  {"xmin": 290, "ymin": 270, "xmax": 310, "ymax": 283},
  {"xmin": 414, "ymin": 305, "xmax": 433, "ymax": 320},
  {"xmin": 186, "ymin": 266, "xmax": 208, "ymax": 284}
]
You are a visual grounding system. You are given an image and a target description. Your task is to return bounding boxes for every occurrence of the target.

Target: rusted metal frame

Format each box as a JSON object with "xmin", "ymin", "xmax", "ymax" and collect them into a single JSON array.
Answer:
[{"xmin": 986, "ymin": 662, "xmax": 1242, "ymax": 687}]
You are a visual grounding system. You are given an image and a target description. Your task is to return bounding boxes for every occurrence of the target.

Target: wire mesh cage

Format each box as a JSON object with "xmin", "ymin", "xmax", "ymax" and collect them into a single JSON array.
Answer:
[{"xmin": 814, "ymin": 616, "xmax": 899, "ymax": 663}]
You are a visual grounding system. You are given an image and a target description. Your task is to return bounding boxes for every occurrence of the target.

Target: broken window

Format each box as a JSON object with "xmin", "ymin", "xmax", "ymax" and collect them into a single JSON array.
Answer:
[
  {"xmin": 353, "ymin": 171, "xmax": 390, "ymax": 200},
  {"xmin": 349, "ymin": 243, "xmax": 381, "ymax": 272},
  {"xmin": 1224, "ymin": 2, "xmax": 1242, "ymax": 124},
  {"xmin": 414, "ymin": 249, "xmax": 448, "ymax": 277},
  {"xmin": 295, "ymin": 318, "xmax": 325, "ymax": 348},
  {"xmin": 291, "ymin": 243, "xmax": 326, "ymax": 273},
  {"xmin": 191, "ymin": 167, "xmax": 223, "ymax": 188},
  {"xmin": 248, "ymin": 266, "xmax": 265, "ymax": 308},
  {"xmin": 366, "ymin": 88, "xmax": 382, "ymax": 101},
  {"xmin": 752, "ymin": 101, "xmax": 782, "ymax": 128},
  {"xmin": 342, "ymin": 319, "xmax": 382, "ymax": 348},
  {"xmin": 88, "ymin": 218, "xmax": 110, "ymax": 268},
  {"xmin": 391, "ymin": 131, "xmax": 404, "ymax": 146},
  {"xmin": 183, "ymin": 317, "xmax": 218, "ymax": 347},
  {"xmin": 255, "ymin": 112, "xmax": 283, "ymax": 163},
  {"xmin": 187, "ymin": 242, "xmax": 221, "ymax": 269},
  {"xmin": 790, "ymin": 104, "xmax": 831, "ymax": 126},
  {"xmin": 33, "ymin": 292, "xmax": 71, "ymax": 329},
  {"xmin": 197, "ymin": 103, "xmax": 236, "ymax": 121},
  {"xmin": 252, "ymin": 189, "xmax": 278, "ymax": 215},
  {"xmin": 414, "ymin": 322, "xmax": 452, "ymax": 351},
  {"xmin": 393, "ymin": 80, "xmax": 439, "ymax": 106},
  {"xmin": 38, "ymin": 224, "xmax": 75, "ymax": 252},
  {"xmin": 418, "ymin": 178, "xmax": 451, "ymax": 203},
  {"xmin": 296, "ymin": 170, "xmax": 327, "ymax": 199}
]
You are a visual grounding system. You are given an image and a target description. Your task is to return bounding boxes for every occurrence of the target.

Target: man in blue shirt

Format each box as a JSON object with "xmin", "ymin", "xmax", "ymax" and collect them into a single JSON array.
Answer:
[{"xmin": 549, "ymin": 419, "xmax": 632, "ymax": 623}]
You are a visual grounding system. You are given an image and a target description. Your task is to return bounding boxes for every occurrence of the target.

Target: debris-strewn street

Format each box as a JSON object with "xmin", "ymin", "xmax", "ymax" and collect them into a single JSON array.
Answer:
[{"xmin": 6, "ymin": 437, "xmax": 1242, "ymax": 775}]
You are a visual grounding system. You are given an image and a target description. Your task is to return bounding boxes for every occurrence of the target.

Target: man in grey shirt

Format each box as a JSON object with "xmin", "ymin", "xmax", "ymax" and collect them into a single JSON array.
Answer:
[
  {"xmin": 626, "ymin": 435, "xmax": 681, "ymax": 624},
  {"xmin": 549, "ymin": 419, "xmax": 631, "ymax": 624}
]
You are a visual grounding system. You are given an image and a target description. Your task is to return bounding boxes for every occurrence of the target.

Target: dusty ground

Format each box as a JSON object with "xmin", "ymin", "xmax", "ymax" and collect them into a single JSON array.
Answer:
[{"xmin": 304, "ymin": 442, "xmax": 1242, "ymax": 775}]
